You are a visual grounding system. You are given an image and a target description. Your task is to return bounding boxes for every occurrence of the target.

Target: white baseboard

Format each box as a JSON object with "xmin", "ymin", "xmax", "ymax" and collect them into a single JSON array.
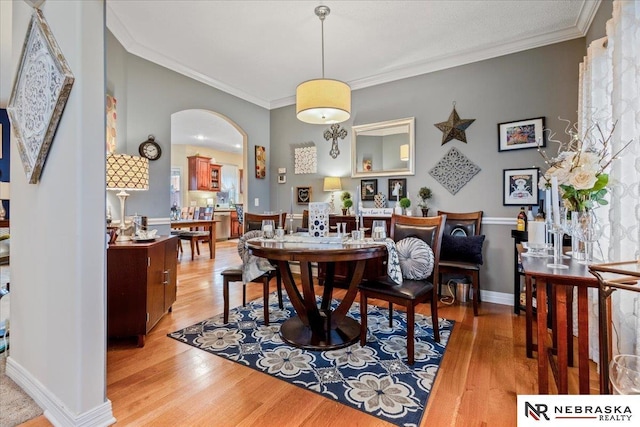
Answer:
[
  {"xmin": 6, "ymin": 357, "xmax": 116, "ymax": 427},
  {"xmin": 479, "ymin": 289, "xmax": 513, "ymax": 306}
]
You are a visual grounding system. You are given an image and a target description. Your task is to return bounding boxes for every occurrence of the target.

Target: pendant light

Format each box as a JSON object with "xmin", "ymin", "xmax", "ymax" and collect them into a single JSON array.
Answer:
[{"xmin": 296, "ymin": 5, "xmax": 351, "ymax": 124}]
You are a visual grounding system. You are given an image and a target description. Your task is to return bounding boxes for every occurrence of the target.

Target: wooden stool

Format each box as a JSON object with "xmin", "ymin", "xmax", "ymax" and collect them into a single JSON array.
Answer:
[{"xmin": 221, "ymin": 268, "xmax": 283, "ymax": 325}]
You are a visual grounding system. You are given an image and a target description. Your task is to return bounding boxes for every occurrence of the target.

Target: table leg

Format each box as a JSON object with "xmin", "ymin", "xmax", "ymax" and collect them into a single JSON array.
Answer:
[
  {"xmin": 526, "ymin": 275, "xmax": 533, "ymax": 358},
  {"xmin": 278, "ymin": 259, "xmax": 361, "ymax": 350},
  {"xmin": 209, "ymin": 225, "xmax": 215, "ymax": 259},
  {"xmin": 537, "ymin": 277, "xmax": 549, "ymax": 394},
  {"xmin": 577, "ymin": 286, "xmax": 590, "ymax": 394},
  {"xmin": 556, "ymin": 284, "xmax": 569, "ymax": 394}
]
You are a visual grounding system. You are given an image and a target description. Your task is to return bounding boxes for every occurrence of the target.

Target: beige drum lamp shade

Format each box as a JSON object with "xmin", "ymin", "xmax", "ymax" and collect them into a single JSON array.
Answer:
[
  {"xmin": 296, "ymin": 79, "xmax": 351, "ymax": 125},
  {"xmin": 323, "ymin": 176, "xmax": 342, "ymax": 192}
]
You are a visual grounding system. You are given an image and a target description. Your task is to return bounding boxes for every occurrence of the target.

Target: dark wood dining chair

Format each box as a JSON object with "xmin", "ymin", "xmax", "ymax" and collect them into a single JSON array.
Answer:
[
  {"xmin": 220, "ymin": 230, "xmax": 283, "ymax": 325},
  {"xmin": 244, "ymin": 212, "xmax": 287, "ymax": 233},
  {"xmin": 437, "ymin": 210, "xmax": 484, "ymax": 316},
  {"xmin": 359, "ymin": 214, "xmax": 445, "ymax": 365},
  {"xmin": 242, "ymin": 212, "xmax": 287, "ymax": 296}
]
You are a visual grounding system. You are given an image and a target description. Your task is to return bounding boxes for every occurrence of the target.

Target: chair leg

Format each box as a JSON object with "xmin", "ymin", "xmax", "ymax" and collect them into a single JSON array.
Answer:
[
  {"xmin": 195, "ymin": 240, "xmax": 201, "ymax": 255},
  {"xmin": 276, "ymin": 269, "xmax": 283, "ymax": 309},
  {"xmin": 262, "ymin": 276, "xmax": 270, "ymax": 325},
  {"xmin": 190, "ymin": 239, "xmax": 195, "ymax": 261},
  {"xmin": 407, "ymin": 303, "xmax": 415, "ymax": 365},
  {"xmin": 431, "ymin": 291, "xmax": 440, "ymax": 343},
  {"xmin": 388, "ymin": 302, "xmax": 393, "ymax": 328},
  {"xmin": 223, "ymin": 276, "xmax": 230, "ymax": 324},
  {"xmin": 360, "ymin": 292, "xmax": 368, "ymax": 346},
  {"xmin": 242, "ymin": 284, "xmax": 247, "ymax": 306},
  {"xmin": 472, "ymin": 270, "xmax": 480, "ymax": 316}
]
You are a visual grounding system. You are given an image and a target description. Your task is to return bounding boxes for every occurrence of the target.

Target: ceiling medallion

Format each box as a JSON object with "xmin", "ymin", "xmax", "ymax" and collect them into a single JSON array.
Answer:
[{"xmin": 434, "ymin": 102, "xmax": 475, "ymax": 145}]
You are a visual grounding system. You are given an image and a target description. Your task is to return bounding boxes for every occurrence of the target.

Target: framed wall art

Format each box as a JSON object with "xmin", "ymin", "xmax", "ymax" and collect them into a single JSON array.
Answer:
[
  {"xmin": 255, "ymin": 145, "xmax": 266, "ymax": 178},
  {"xmin": 106, "ymin": 94, "xmax": 117, "ymax": 154},
  {"xmin": 296, "ymin": 186, "xmax": 312, "ymax": 204},
  {"xmin": 498, "ymin": 117, "xmax": 545, "ymax": 152},
  {"xmin": 388, "ymin": 178, "xmax": 407, "ymax": 201},
  {"xmin": 503, "ymin": 168, "xmax": 539, "ymax": 206},
  {"xmin": 361, "ymin": 179, "xmax": 377, "ymax": 201},
  {"xmin": 7, "ymin": 9, "xmax": 75, "ymax": 184}
]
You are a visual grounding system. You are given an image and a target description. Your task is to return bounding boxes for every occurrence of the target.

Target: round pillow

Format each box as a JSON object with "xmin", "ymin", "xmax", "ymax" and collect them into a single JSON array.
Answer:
[{"xmin": 396, "ymin": 237, "xmax": 434, "ymax": 280}]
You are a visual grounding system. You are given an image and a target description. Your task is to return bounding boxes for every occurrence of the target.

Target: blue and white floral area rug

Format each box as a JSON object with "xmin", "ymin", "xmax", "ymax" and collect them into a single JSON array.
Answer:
[{"xmin": 168, "ymin": 294, "xmax": 454, "ymax": 427}]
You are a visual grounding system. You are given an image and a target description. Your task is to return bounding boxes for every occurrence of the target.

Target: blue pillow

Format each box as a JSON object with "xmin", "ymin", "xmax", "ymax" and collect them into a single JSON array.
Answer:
[{"xmin": 440, "ymin": 234, "xmax": 485, "ymax": 265}]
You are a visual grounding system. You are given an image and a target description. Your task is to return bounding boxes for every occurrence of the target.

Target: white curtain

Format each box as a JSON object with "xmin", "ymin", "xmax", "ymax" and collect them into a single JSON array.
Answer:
[{"xmin": 579, "ymin": 0, "xmax": 640, "ymax": 362}]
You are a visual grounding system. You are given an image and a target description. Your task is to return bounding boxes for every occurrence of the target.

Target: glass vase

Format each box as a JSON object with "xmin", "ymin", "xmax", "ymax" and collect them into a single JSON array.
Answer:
[
  {"xmin": 574, "ymin": 209, "xmax": 602, "ymax": 264},
  {"xmin": 570, "ymin": 211, "xmax": 585, "ymax": 261}
]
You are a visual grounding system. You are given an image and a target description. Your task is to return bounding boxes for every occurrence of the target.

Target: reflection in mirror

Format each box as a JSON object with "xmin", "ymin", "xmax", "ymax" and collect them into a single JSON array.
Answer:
[{"xmin": 351, "ymin": 117, "xmax": 415, "ymax": 177}]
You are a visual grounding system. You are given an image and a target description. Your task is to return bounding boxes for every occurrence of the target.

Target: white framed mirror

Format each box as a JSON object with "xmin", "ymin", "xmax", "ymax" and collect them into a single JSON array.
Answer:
[{"xmin": 351, "ymin": 117, "xmax": 415, "ymax": 177}]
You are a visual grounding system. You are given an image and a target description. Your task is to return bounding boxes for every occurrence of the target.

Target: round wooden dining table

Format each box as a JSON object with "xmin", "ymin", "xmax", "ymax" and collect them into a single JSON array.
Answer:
[{"xmin": 246, "ymin": 238, "xmax": 387, "ymax": 350}]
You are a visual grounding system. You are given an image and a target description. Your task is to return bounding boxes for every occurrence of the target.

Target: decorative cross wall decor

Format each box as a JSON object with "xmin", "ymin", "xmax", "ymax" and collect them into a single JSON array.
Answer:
[{"xmin": 323, "ymin": 124, "xmax": 348, "ymax": 159}]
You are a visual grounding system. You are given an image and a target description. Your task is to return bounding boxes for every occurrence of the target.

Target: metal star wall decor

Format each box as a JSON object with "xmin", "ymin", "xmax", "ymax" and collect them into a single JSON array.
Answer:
[
  {"xmin": 434, "ymin": 102, "xmax": 475, "ymax": 145},
  {"xmin": 323, "ymin": 124, "xmax": 348, "ymax": 158}
]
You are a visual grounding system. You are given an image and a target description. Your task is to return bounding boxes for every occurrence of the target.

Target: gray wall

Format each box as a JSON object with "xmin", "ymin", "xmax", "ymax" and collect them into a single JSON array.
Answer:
[
  {"xmin": 586, "ymin": 0, "xmax": 613, "ymax": 46},
  {"xmin": 271, "ymin": 38, "xmax": 586, "ymax": 297},
  {"xmin": 106, "ymin": 31, "xmax": 271, "ymax": 232}
]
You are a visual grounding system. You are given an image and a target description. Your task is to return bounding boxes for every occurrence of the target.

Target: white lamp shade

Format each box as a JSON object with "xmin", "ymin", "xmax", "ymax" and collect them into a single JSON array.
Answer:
[
  {"xmin": 323, "ymin": 176, "xmax": 342, "ymax": 192},
  {"xmin": 0, "ymin": 182, "xmax": 9, "ymax": 200},
  {"xmin": 106, "ymin": 154, "xmax": 149, "ymax": 191},
  {"xmin": 296, "ymin": 79, "xmax": 351, "ymax": 124},
  {"xmin": 400, "ymin": 144, "xmax": 409, "ymax": 161}
]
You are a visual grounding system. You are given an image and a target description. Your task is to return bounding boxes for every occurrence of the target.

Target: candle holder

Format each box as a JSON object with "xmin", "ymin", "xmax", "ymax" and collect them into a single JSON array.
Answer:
[
  {"xmin": 546, "ymin": 224, "xmax": 568, "ymax": 269},
  {"xmin": 288, "ymin": 215, "xmax": 295, "ymax": 235}
]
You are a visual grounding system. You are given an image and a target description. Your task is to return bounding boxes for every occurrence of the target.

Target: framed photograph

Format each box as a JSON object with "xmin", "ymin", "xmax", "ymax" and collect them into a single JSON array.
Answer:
[
  {"xmin": 498, "ymin": 117, "xmax": 545, "ymax": 152},
  {"xmin": 296, "ymin": 186, "xmax": 312, "ymax": 204},
  {"xmin": 388, "ymin": 178, "xmax": 407, "ymax": 200},
  {"xmin": 7, "ymin": 10, "xmax": 74, "ymax": 184},
  {"xmin": 277, "ymin": 175, "xmax": 286, "ymax": 184},
  {"xmin": 503, "ymin": 168, "xmax": 539, "ymax": 206},
  {"xmin": 361, "ymin": 179, "xmax": 377, "ymax": 201},
  {"xmin": 255, "ymin": 145, "xmax": 266, "ymax": 178}
]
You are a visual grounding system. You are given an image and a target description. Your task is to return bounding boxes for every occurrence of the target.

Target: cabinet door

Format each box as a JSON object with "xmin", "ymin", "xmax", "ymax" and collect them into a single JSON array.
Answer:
[
  {"xmin": 210, "ymin": 164, "xmax": 221, "ymax": 192},
  {"xmin": 163, "ymin": 237, "xmax": 178, "ymax": 312},
  {"xmin": 146, "ymin": 244, "xmax": 166, "ymax": 332},
  {"xmin": 107, "ymin": 247, "xmax": 147, "ymax": 338},
  {"xmin": 188, "ymin": 156, "xmax": 212, "ymax": 191}
]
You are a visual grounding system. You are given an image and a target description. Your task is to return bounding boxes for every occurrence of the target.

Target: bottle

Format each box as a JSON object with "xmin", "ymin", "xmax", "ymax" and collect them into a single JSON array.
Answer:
[
  {"xmin": 527, "ymin": 206, "xmax": 535, "ymax": 222},
  {"xmin": 517, "ymin": 206, "xmax": 527, "ymax": 231}
]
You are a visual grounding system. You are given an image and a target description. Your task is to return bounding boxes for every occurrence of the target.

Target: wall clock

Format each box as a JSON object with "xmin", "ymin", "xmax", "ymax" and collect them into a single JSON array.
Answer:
[{"xmin": 138, "ymin": 135, "xmax": 161, "ymax": 161}]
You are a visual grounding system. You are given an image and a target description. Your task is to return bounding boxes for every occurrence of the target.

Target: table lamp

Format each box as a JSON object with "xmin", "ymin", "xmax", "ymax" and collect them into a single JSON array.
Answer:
[
  {"xmin": 0, "ymin": 182, "xmax": 9, "ymax": 220},
  {"xmin": 106, "ymin": 154, "xmax": 149, "ymax": 241},
  {"xmin": 323, "ymin": 176, "xmax": 342, "ymax": 213}
]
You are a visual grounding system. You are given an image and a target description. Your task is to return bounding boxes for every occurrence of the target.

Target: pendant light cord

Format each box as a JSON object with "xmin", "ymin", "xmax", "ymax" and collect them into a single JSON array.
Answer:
[{"xmin": 318, "ymin": 8, "xmax": 326, "ymax": 79}]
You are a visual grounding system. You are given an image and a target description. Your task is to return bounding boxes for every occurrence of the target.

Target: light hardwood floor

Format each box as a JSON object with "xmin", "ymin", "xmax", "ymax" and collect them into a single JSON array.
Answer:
[{"xmin": 23, "ymin": 239, "xmax": 598, "ymax": 426}]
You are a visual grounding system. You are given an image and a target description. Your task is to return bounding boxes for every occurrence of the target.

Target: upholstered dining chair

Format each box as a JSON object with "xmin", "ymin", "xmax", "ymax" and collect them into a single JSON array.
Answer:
[
  {"xmin": 437, "ymin": 210, "xmax": 484, "ymax": 316},
  {"xmin": 220, "ymin": 230, "xmax": 284, "ymax": 325},
  {"xmin": 359, "ymin": 214, "xmax": 445, "ymax": 365}
]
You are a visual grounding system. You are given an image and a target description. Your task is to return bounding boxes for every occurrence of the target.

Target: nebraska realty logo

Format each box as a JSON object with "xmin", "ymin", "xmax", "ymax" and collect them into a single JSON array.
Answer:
[{"xmin": 517, "ymin": 395, "xmax": 639, "ymax": 426}]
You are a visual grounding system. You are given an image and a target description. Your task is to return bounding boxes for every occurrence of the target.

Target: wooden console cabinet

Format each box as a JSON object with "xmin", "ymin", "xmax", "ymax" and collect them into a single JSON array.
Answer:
[{"xmin": 107, "ymin": 236, "xmax": 178, "ymax": 346}]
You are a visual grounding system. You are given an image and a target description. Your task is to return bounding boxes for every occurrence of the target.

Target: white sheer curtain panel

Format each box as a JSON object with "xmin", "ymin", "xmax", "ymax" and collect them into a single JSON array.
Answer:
[{"xmin": 579, "ymin": 0, "xmax": 640, "ymax": 363}]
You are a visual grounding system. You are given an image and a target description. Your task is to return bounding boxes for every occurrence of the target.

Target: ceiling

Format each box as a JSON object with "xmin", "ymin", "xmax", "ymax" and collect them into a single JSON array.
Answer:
[{"xmin": 107, "ymin": 0, "xmax": 600, "ymax": 151}]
